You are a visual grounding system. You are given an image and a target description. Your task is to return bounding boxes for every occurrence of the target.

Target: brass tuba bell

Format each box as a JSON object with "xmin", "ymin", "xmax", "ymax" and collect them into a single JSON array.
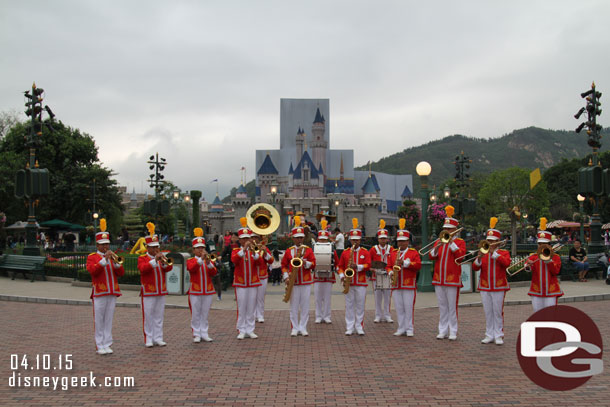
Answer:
[{"xmin": 246, "ymin": 203, "xmax": 280, "ymax": 236}]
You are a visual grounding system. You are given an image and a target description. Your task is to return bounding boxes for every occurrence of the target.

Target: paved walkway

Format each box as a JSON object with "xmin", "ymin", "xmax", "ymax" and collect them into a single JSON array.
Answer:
[
  {"xmin": 1, "ymin": 275, "xmax": 609, "ymax": 310},
  {"xmin": 1, "ymin": 299, "xmax": 608, "ymax": 406}
]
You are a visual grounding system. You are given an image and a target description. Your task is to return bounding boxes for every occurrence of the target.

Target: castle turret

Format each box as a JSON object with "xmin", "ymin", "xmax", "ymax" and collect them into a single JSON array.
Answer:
[
  {"xmin": 295, "ymin": 127, "xmax": 305, "ymax": 161},
  {"xmin": 310, "ymin": 108, "xmax": 327, "ymax": 176}
]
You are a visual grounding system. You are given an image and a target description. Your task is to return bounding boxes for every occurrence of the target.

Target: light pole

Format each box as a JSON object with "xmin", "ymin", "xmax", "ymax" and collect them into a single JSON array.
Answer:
[
  {"xmin": 577, "ymin": 194, "xmax": 586, "ymax": 243},
  {"xmin": 416, "ymin": 161, "xmax": 433, "ymax": 292},
  {"xmin": 93, "ymin": 212, "xmax": 99, "ymax": 233},
  {"xmin": 270, "ymin": 185, "xmax": 278, "ymax": 249},
  {"xmin": 184, "ymin": 192, "xmax": 191, "ymax": 240},
  {"xmin": 172, "ymin": 190, "xmax": 180, "ymax": 239},
  {"xmin": 522, "ymin": 213, "xmax": 528, "ymax": 243}
]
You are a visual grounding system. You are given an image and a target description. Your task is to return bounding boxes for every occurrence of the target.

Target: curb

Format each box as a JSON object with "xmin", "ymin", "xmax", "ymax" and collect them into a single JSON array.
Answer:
[{"xmin": 2, "ymin": 293, "xmax": 608, "ymax": 309}]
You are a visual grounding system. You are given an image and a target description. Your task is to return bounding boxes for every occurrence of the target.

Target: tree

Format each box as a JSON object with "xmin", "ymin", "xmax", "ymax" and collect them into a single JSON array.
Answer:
[
  {"xmin": 397, "ymin": 199, "xmax": 421, "ymax": 233},
  {"xmin": 0, "ymin": 119, "xmax": 124, "ymax": 236},
  {"xmin": 478, "ymin": 167, "xmax": 550, "ymax": 254}
]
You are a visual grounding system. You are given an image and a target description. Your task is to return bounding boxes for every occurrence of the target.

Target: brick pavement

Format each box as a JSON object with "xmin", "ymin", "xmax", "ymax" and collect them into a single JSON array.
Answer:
[{"xmin": 1, "ymin": 300, "xmax": 608, "ymax": 406}]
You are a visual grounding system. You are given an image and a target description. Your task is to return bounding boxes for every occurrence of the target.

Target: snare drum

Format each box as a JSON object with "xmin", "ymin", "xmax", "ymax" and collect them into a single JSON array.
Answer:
[
  {"xmin": 314, "ymin": 242, "xmax": 333, "ymax": 279},
  {"xmin": 374, "ymin": 270, "xmax": 391, "ymax": 290}
]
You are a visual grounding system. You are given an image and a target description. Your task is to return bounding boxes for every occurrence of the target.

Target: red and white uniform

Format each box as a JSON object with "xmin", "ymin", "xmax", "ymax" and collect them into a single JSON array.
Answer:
[
  {"xmin": 527, "ymin": 253, "xmax": 563, "ymax": 312},
  {"xmin": 186, "ymin": 256, "xmax": 217, "ymax": 339},
  {"xmin": 338, "ymin": 247, "xmax": 371, "ymax": 332},
  {"xmin": 255, "ymin": 247, "xmax": 274, "ymax": 322},
  {"xmin": 87, "ymin": 252, "xmax": 125, "ymax": 351},
  {"xmin": 429, "ymin": 238, "xmax": 466, "ymax": 337},
  {"xmin": 281, "ymin": 245, "xmax": 316, "ymax": 332},
  {"xmin": 313, "ymin": 243, "xmax": 338, "ymax": 323},
  {"xmin": 138, "ymin": 254, "xmax": 172, "ymax": 344},
  {"xmin": 370, "ymin": 244, "xmax": 393, "ymax": 321},
  {"xmin": 387, "ymin": 248, "xmax": 421, "ymax": 335},
  {"xmin": 231, "ymin": 246, "xmax": 261, "ymax": 335},
  {"xmin": 472, "ymin": 249, "xmax": 510, "ymax": 340}
]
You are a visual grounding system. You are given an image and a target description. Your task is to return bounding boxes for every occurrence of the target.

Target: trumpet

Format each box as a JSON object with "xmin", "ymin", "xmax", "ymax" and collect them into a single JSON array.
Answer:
[
  {"xmin": 108, "ymin": 252, "xmax": 124, "ymax": 265},
  {"xmin": 419, "ymin": 227, "xmax": 464, "ymax": 256},
  {"xmin": 204, "ymin": 253, "xmax": 218, "ymax": 263},
  {"xmin": 159, "ymin": 254, "xmax": 173, "ymax": 266},
  {"xmin": 480, "ymin": 239, "xmax": 507, "ymax": 254}
]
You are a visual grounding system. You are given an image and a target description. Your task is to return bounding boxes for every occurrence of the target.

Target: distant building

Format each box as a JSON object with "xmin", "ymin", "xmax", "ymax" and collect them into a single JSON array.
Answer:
[{"xmin": 203, "ymin": 99, "xmax": 413, "ymax": 237}]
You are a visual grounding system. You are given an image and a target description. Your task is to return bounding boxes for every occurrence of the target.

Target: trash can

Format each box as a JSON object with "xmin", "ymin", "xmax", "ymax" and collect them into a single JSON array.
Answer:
[
  {"xmin": 166, "ymin": 252, "xmax": 191, "ymax": 295},
  {"xmin": 460, "ymin": 262, "xmax": 474, "ymax": 293}
]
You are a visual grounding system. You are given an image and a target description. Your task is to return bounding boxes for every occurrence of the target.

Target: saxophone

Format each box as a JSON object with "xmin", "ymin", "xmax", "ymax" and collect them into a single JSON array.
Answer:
[
  {"xmin": 391, "ymin": 248, "xmax": 402, "ymax": 288},
  {"xmin": 343, "ymin": 249, "xmax": 355, "ymax": 294},
  {"xmin": 283, "ymin": 246, "xmax": 304, "ymax": 303}
]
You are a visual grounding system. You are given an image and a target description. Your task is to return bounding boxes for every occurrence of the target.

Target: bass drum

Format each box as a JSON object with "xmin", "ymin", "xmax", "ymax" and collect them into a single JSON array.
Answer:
[{"xmin": 313, "ymin": 242, "xmax": 333, "ymax": 279}]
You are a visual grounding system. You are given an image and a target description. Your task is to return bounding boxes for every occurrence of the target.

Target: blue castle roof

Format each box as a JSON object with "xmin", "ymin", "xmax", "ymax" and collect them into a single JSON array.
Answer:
[
  {"xmin": 292, "ymin": 151, "xmax": 320, "ymax": 180},
  {"xmin": 257, "ymin": 154, "xmax": 278, "ymax": 175},
  {"xmin": 362, "ymin": 176, "xmax": 378, "ymax": 194},
  {"xmin": 401, "ymin": 184, "xmax": 413, "ymax": 198}
]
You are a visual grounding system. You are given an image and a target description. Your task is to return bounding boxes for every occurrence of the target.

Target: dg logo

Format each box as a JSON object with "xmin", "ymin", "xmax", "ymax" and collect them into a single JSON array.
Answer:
[{"xmin": 516, "ymin": 305, "xmax": 603, "ymax": 391}]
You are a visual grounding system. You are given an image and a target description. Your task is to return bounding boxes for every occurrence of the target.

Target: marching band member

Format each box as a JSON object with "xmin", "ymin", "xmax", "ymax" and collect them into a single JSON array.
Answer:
[
  {"xmin": 386, "ymin": 219, "xmax": 421, "ymax": 336},
  {"xmin": 253, "ymin": 233, "xmax": 273, "ymax": 323},
  {"xmin": 231, "ymin": 217, "xmax": 262, "ymax": 340},
  {"xmin": 138, "ymin": 222, "xmax": 172, "ymax": 347},
  {"xmin": 471, "ymin": 217, "xmax": 510, "ymax": 345},
  {"xmin": 313, "ymin": 219, "xmax": 338, "ymax": 324},
  {"xmin": 369, "ymin": 219, "xmax": 393, "ymax": 323},
  {"xmin": 86, "ymin": 219, "xmax": 125, "ymax": 355},
  {"xmin": 525, "ymin": 217, "xmax": 563, "ymax": 312},
  {"xmin": 186, "ymin": 228, "xmax": 217, "ymax": 343},
  {"xmin": 281, "ymin": 216, "xmax": 316, "ymax": 336},
  {"xmin": 338, "ymin": 218, "xmax": 371, "ymax": 336},
  {"xmin": 429, "ymin": 205, "xmax": 466, "ymax": 341}
]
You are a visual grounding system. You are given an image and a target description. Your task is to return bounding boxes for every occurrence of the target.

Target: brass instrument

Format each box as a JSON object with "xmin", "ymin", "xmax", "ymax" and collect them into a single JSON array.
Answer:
[
  {"xmin": 479, "ymin": 239, "xmax": 507, "ymax": 255},
  {"xmin": 507, "ymin": 243, "xmax": 563, "ymax": 276},
  {"xmin": 204, "ymin": 253, "xmax": 218, "ymax": 263},
  {"xmin": 343, "ymin": 251, "xmax": 355, "ymax": 294},
  {"xmin": 391, "ymin": 248, "xmax": 402, "ymax": 287},
  {"xmin": 246, "ymin": 203, "xmax": 281, "ymax": 236},
  {"xmin": 419, "ymin": 227, "xmax": 464, "ymax": 256},
  {"xmin": 283, "ymin": 246, "xmax": 304, "ymax": 303},
  {"xmin": 159, "ymin": 254, "xmax": 173, "ymax": 266},
  {"xmin": 108, "ymin": 252, "xmax": 124, "ymax": 265}
]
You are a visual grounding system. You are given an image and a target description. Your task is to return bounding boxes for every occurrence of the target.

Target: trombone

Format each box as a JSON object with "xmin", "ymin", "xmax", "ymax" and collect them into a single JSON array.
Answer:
[
  {"xmin": 419, "ymin": 227, "xmax": 464, "ymax": 256},
  {"xmin": 507, "ymin": 243, "xmax": 563, "ymax": 276},
  {"xmin": 454, "ymin": 239, "xmax": 508, "ymax": 265}
]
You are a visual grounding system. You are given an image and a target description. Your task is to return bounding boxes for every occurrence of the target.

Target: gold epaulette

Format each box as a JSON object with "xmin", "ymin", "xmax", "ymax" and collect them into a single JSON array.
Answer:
[
  {"xmin": 88, "ymin": 252, "xmax": 96, "ymax": 256},
  {"xmin": 232, "ymin": 247, "xmax": 240, "ymax": 251},
  {"xmin": 139, "ymin": 254, "xmax": 148, "ymax": 257}
]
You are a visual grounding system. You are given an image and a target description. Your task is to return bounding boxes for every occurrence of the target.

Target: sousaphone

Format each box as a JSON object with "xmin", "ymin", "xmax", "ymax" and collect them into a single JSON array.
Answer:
[{"xmin": 246, "ymin": 203, "xmax": 281, "ymax": 236}]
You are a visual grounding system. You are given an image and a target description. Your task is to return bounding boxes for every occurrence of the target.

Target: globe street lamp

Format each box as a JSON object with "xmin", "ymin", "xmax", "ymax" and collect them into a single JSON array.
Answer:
[
  {"xmin": 270, "ymin": 185, "xmax": 278, "ymax": 249},
  {"xmin": 416, "ymin": 161, "xmax": 433, "ymax": 292},
  {"xmin": 93, "ymin": 212, "xmax": 99, "ymax": 233},
  {"xmin": 577, "ymin": 194, "xmax": 586, "ymax": 243},
  {"xmin": 172, "ymin": 190, "xmax": 180, "ymax": 239},
  {"xmin": 522, "ymin": 213, "xmax": 528, "ymax": 243},
  {"xmin": 184, "ymin": 192, "xmax": 191, "ymax": 240}
]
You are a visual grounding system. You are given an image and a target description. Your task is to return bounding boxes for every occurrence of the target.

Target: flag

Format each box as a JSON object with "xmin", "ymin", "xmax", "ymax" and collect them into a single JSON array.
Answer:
[
  {"xmin": 530, "ymin": 168, "xmax": 541, "ymax": 189},
  {"xmin": 211, "ymin": 179, "xmax": 218, "ymax": 183},
  {"xmin": 241, "ymin": 166, "xmax": 245, "ymax": 170}
]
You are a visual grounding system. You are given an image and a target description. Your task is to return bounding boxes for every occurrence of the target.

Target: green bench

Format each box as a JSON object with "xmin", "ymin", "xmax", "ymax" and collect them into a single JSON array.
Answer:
[
  {"xmin": 560, "ymin": 252, "xmax": 605, "ymax": 282},
  {"xmin": 0, "ymin": 254, "xmax": 47, "ymax": 282}
]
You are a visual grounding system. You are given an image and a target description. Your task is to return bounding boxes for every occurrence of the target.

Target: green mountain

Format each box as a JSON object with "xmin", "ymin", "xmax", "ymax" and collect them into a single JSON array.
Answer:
[{"xmin": 361, "ymin": 126, "xmax": 609, "ymax": 191}]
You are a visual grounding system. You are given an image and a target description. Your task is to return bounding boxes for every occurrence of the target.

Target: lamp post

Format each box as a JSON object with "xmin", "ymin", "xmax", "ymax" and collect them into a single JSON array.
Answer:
[
  {"xmin": 443, "ymin": 186, "xmax": 451, "ymax": 200},
  {"xmin": 172, "ymin": 190, "xmax": 180, "ymax": 239},
  {"xmin": 184, "ymin": 192, "xmax": 191, "ymax": 240},
  {"xmin": 270, "ymin": 185, "xmax": 278, "ymax": 250},
  {"xmin": 416, "ymin": 161, "xmax": 433, "ymax": 292},
  {"xmin": 522, "ymin": 213, "xmax": 528, "ymax": 243},
  {"xmin": 577, "ymin": 194, "xmax": 586, "ymax": 243},
  {"xmin": 93, "ymin": 212, "xmax": 99, "ymax": 233}
]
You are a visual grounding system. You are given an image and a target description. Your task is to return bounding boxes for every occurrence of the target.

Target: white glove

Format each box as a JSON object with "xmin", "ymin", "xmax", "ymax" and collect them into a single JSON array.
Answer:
[
  {"xmin": 339, "ymin": 273, "xmax": 345, "ymax": 281},
  {"xmin": 403, "ymin": 258, "xmax": 411, "ymax": 268},
  {"xmin": 430, "ymin": 248, "xmax": 437, "ymax": 257},
  {"xmin": 473, "ymin": 257, "xmax": 482, "ymax": 267},
  {"xmin": 357, "ymin": 264, "xmax": 364, "ymax": 272},
  {"xmin": 491, "ymin": 251, "xmax": 500, "ymax": 260},
  {"xmin": 252, "ymin": 253, "xmax": 260, "ymax": 260},
  {"xmin": 238, "ymin": 249, "xmax": 245, "ymax": 257},
  {"xmin": 388, "ymin": 271, "xmax": 394, "ymax": 278},
  {"xmin": 449, "ymin": 242, "xmax": 459, "ymax": 252},
  {"xmin": 283, "ymin": 272, "xmax": 289, "ymax": 281},
  {"xmin": 197, "ymin": 257, "xmax": 205, "ymax": 265},
  {"xmin": 304, "ymin": 260, "xmax": 313, "ymax": 269},
  {"xmin": 99, "ymin": 257, "xmax": 108, "ymax": 267},
  {"xmin": 149, "ymin": 259, "xmax": 157, "ymax": 267}
]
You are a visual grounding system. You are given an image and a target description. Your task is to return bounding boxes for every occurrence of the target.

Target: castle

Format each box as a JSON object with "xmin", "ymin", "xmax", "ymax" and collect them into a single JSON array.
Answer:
[{"xmin": 205, "ymin": 99, "xmax": 413, "ymax": 237}]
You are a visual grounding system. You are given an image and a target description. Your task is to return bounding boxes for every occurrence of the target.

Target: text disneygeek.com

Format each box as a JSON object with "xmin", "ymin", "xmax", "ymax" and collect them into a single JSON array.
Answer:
[{"xmin": 9, "ymin": 354, "xmax": 135, "ymax": 390}]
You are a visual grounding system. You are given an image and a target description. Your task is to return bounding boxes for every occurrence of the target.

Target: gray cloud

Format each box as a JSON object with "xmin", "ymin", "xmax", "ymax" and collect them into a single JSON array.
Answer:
[{"xmin": 1, "ymin": 0, "xmax": 609, "ymax": 201}]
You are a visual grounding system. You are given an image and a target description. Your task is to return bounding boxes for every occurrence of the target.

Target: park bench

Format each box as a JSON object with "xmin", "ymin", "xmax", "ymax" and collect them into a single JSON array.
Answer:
[
  {"xmin": 560, "ymin": 252, "xmax": 605, "ymax": 282},
  {"xmin": 0, "ymin": 254, "xmax": 46, "ymax": 282}
]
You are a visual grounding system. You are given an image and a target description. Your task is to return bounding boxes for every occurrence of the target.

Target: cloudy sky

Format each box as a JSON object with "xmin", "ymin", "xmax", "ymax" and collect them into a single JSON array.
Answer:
[{"xmin": 1, "ymin": 1, "xmax": 609, "ymax": 202}]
